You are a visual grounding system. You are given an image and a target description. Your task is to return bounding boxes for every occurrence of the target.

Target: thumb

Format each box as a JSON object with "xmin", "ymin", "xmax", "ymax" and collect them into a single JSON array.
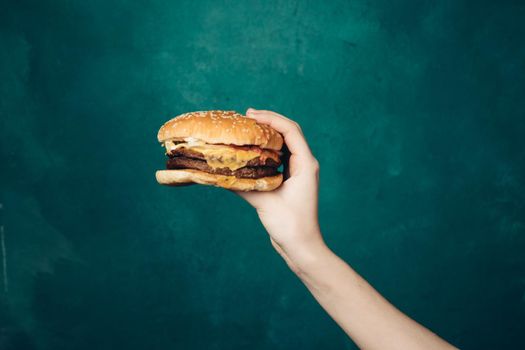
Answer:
[{"xmin": 234, "ymin": 190, "xmax": 271, "ymax": 210}]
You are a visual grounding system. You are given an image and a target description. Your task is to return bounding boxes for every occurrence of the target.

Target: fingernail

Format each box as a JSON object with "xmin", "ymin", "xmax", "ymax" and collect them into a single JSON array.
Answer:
[{"xmin": 246, "ymin": 108, "xmax": 256, "ymax": 117}]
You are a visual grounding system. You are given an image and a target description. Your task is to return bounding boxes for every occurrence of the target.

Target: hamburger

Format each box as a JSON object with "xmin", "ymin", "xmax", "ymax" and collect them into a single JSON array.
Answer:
[{"xmin": 156, "ymin": 110, "xmax": 284, "ymax": 191}]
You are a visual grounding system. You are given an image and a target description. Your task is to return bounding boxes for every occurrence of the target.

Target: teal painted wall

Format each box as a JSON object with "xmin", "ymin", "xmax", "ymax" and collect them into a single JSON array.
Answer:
[{"xmin": 1, "ymin": 1, "xmax": 524, "ymax": 349}]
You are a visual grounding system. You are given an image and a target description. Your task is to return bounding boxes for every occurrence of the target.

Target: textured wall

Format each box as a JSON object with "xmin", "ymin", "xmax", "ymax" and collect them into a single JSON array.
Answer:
[{"xmin": 1, "ymin": 1, "xmax": 524, "ymax": 349}]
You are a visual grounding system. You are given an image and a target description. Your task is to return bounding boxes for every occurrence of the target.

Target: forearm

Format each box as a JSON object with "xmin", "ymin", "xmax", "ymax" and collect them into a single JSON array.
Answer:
[{"xmin": 288, "ymin": 239, "xmax": 457, "ymax": 350}]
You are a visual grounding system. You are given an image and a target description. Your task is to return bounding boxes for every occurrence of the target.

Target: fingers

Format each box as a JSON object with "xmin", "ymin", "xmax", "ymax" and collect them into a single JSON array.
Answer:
[{"xmin": 246, "ymin": 108, "xmax": 313, "ymax": 158}]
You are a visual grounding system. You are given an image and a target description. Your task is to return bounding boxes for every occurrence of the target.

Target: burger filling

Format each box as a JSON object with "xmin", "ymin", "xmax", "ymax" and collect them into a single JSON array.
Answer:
[{"xmin": 163, "ymin": 138, "xmax": 281, "ymax": 179}]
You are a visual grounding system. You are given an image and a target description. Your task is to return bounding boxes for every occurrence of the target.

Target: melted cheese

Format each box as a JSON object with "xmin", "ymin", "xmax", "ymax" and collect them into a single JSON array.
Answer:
[{"xmin": 164, "ymin": 139, "xmax": 262, "ymax": 170}]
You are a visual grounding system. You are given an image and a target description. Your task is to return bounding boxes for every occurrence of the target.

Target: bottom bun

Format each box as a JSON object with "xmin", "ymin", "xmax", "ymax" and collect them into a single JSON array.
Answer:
[{"xmin": 156, "ymin": 169, "xmax": 283, "ymax": 191}]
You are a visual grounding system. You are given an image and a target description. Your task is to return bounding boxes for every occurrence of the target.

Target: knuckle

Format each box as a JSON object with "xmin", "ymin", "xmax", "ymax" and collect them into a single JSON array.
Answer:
[
  {"xmin": 287, "ymin": 122, "xmax": 303, "ymax": 136},
  {"xmin": 309, "ymin": 157, "xmax": 320, "ymax": 172}
]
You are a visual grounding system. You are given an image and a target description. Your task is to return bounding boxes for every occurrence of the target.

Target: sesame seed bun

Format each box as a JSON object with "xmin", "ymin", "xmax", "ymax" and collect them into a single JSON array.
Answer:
[
  {"xmin": 157, "ymin": 110, "xmax": 283, "ymax": 151},
  {"xmin": 155, "ymin": 169, "xmax": 283, "ymax": 192}
]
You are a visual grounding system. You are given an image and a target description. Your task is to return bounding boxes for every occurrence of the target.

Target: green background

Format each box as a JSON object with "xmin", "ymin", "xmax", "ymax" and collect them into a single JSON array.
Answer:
[{"xmin": 1, "ymin": 1, "xmax": 524, "ymax": 349}]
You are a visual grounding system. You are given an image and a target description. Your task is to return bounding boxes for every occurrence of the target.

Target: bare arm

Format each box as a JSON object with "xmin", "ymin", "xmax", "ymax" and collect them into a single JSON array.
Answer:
[{"xmin": 237, "ymin": 108, "xmax": 457, "ymax": 350}]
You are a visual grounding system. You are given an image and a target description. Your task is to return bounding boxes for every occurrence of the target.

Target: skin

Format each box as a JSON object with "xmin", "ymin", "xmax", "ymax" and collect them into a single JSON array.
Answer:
[{"xmin": 237, "ymin": 108, "xmax": 458, "ymax": 350}]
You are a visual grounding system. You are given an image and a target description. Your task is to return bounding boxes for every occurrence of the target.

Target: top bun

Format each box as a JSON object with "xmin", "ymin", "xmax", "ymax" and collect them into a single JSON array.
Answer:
[{"xmin": 157, "ymin": 110, "xmax": 283, "ymax": 151}]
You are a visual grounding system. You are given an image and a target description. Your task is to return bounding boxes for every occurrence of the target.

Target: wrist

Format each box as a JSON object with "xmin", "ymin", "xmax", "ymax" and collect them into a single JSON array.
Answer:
[{"xmin": 283, "ymin": 236, "xmax": 334, "ymax": 276}]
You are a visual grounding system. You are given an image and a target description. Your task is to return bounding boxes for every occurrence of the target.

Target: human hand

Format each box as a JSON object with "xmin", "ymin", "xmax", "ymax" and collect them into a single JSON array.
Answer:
[
  {"xmin": 237, "ymin": 108, "xmax": 327, "ymax": 271},
  {"xmin": 238, "ymin": 110, "xmax": 458, "ymax": 349}
]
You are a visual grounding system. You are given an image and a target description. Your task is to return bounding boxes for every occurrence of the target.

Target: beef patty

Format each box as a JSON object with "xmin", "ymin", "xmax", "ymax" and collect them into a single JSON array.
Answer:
[
  {"xmin": 169, "ymin": 147, "xmax": 281, "ymax": 167},
  {"xmin": 167, "ymin": 157, "xmax": 279, "ymax": 179}
]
